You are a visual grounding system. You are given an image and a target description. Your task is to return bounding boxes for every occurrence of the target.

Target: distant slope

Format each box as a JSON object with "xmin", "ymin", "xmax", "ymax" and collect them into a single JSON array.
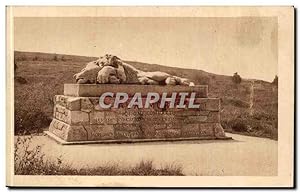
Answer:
[{"xmin": 14, "ymin": 51, "xmax": 278, "ymax": 139}]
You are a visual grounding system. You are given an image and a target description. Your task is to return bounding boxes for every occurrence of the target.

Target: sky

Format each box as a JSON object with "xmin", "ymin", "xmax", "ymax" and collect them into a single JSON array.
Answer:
[{"xmin": 14, "ymin": 17, "xmax": 278, "ymax": 81}]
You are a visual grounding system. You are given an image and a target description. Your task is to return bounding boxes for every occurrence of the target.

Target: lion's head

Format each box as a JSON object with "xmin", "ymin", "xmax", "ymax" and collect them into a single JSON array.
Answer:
[
  {"xmin": 74, "ymin": 54, "xmax": 125, "ymax": 84},
  {"xmin": 96, "ymin": 54, "xmax": 122, "ymax": 68}
]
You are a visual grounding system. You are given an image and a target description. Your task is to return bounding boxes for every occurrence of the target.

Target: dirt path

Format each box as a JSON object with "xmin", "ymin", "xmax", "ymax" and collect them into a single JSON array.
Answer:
[{"xmin": 18, "ymin": 133, "xmax": 277, "ymax": 176}]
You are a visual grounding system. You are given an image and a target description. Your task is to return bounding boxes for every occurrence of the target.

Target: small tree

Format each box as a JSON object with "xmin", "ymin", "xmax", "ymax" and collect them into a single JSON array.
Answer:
[
  {"xmin": 232, "ymin": 72, "xmax": 242, "ymax": 84},
  {"xmin": 53, "ymin": 55, "xmax": 58, "ymax": 61},
  {"xmin": 272, "ymin": 75, "xmax": 278, "ymax": 86}
]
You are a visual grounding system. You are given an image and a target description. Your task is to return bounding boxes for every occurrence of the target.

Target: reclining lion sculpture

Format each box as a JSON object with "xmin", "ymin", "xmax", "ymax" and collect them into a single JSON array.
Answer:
[{"xmin": 74, "ymin": 54, "xmax": 195, "ymax": 86}]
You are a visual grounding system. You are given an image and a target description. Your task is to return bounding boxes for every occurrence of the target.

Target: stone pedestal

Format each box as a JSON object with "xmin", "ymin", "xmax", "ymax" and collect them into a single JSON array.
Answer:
[{"xmin": 46, "ymin": 84, "xmax": 231, "ymax": 144}]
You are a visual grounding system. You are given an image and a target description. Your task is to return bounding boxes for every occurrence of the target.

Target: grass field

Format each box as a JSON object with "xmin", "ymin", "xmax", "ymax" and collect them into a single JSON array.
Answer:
[{"xmin": 14, "ymin": 51, "xmax": 278, "ymax": 140}]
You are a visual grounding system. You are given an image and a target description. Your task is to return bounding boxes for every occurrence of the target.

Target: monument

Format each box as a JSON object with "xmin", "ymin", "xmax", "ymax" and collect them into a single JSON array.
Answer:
[{"xmin": 46, "ymin": 54, "xmax": 230, "ymax": 144}]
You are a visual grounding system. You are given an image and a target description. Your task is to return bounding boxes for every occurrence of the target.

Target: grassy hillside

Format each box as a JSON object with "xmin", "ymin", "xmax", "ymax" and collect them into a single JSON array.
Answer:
[{"xmin": 14, "ymin": 51, "xmax": 278, "ymax": 140}]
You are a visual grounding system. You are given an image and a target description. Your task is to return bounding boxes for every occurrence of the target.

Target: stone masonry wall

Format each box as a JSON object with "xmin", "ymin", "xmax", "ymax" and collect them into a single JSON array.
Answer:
[{"xmin": 49, "ymin": 94, "xmax": 226, "ymax": 142}]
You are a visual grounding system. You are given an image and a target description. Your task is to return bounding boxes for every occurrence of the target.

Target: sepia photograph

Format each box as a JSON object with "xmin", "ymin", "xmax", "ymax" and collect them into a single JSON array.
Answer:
[{"xmin": 6, "ymin": 6, "xmax": 294, "ymax": 187}]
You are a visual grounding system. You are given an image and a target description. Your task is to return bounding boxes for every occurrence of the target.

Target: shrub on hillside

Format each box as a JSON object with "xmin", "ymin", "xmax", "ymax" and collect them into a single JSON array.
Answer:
[
  {"xmin": 14, "ymin": 82, "xmax": 57, "ymax": 134},
  {"xmin": 272, "ymin": 75, "xmax": 278, "ymax": 86},
  {"xmin": 33, "ymin": 56, "xmax": 39, "ymax": 61},
  {"xmin": 14, "ymin": 59, "xmax": 17, "ymax": 70},
  {"xmin": 232, "ymin": 72, "xmax": 242, "ymax": 84},
  {"xmin": 53, "ymin": 55, "xmax": 58, "ymax": 61},
  {"xmin": 14, "ymin": 76, "xmax": 28, "ymax": 84},
  {"xmin": 14, "ymin": 109, "xmax": 51, "ymax": 135},
  {"xmin": 221, "ymin": 114, "xmax": 278, "ymax": 140},
  {"xmin": 262, "ymin": 123, "xmax": 278, "ymax": 140},
  {"xmin": 230, "ymin": 119, "xmax": 248, "ymax": 132}
]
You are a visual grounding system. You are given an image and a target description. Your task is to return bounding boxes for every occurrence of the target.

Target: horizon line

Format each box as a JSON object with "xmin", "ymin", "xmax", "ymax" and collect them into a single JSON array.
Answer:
[{"xmin": 13, "ymin": 49, "xmax": 274, "ymax": 83}]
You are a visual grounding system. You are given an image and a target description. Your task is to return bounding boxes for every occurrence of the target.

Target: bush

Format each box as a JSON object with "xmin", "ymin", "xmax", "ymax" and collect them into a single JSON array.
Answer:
[
  {"xmin": 33, "ymin": 56, "xmax": 39, "ymax": 61},
  {"xmin": 14, "ymin": 76, "xmax": 27, "ymax": 84},
  {"xmin": 232, "ymin": 72, "xmax": 242, "ymax": 84},
  {"xmin": 14, "ymin": 136, "xmax": 184, "ymax": 176},
  {"xmin": 14, "ymin": 136, "xmax": 47, "ymax": 175},
  {"xmin": 14, "ymin": 110, "xmax": 51, "ymax": 135},
  {"xmin": 262, "ymin": 124, "xmax": 278, "ymax": 140},
  {"xmin": 14, "ymin": 59, "xmax": 17, "ymax": 70},
  {"xmin": 14, "ymin": 82, "xmax": 58, "ymax": 134},
  {"xmin": 272, "ymin": 75, "xmax": 278, "ymax": 86},
  {"xmin": 130, "ymin": 160, "xmax": 183, "ymax": 176},
  {"xmin": 230, "ymin": 119, "xmax": 248, "ymax": 132},
  {"xmin": 53, "ymin": 55, "xmax": 58, "ymax": 61},
  {"xmin": 221, "ymin": 115, "xmax": 278, "ymax": 140}
]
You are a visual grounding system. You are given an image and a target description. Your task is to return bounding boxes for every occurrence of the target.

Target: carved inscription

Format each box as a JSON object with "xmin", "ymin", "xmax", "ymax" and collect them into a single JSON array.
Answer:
[
  {"xmin": 88, "ymin": 125, "xmax": 114, "ymax": 140},
  {"xmin": 115, "ymin": 130, "xmax": 141, "ymax": 139}
]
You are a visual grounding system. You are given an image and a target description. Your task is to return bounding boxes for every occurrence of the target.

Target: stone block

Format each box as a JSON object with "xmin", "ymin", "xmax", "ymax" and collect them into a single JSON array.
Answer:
[
  {"xmin": 142, "ymin": 114, "xmax": 176, "ymax": 124},
  {"xmin": 55, "ymin": 112, "xmax": 63, "ymax": 121},
  {"xmin": 207, "ymin": 112, "xmax": 220, "ymax": 122},
  {"xmin": 214, "ymin": 123, "xmax": 226, "ymax": 138},
  {"xmin": 54, "ymin": 95, "xmax": 82, "ymax": 111},
  {"xmin": 88, "ymin": 97, "xmax": 107, "ymax": 111},
  {"xmin": 155, "ymin": 129, "xmax": 181, "ymax": 138},
  {"xmin": 141, "ymin": 124, "xmax": 168, "ymax": 138},
  {"xmin": 199, "ymin": 123, "xmax": 215, "ymax": 136},
  {"xmin": 66, "ymin": 97, "xmax": 81, "ymax": 110},
  {"xmin": 117, "ymin": 115, "xmax": 137, "ymax": 124},
  {"xmin": 81, "ymin": 98, "xmax": 94, "ymax": 112},
  {"xmin": 53, "ymin": 105, "xmax": 69, "ymax": 123},
  {"xmin": 49, "ymin": 119, "xmax": 69, "ymax": 140},
  {"xmin": 105, "ymin": 112, "xmax": 118, "ymax": 124},
  {"xmin": 67, "ymin": 111, "xmax": 89, "ymax": 125},
  {"xmin": 143, "ymin": 125, "xmax": 156, "ymax": 138},
  {"xmin": 49, "ymin": 118, "xmax": 88, "ymax": 142},
  {"xmin": 54, "ymin": 104, "xmax": 67, "ymax": 114},
  {"xmin": 115, "ymin": 129, "xmax": 142, "ymax": 139},
  {"xmin": 172, "ymin": 110, "xmax": 210, "ymax": 117},
  {"xmin": 183, "ymin": 115, "xmax": 208, "ymax": 124},
  {"xmin": 54, "ymin": 95, "xmax": 67, "ymax": 106},
  {"xmin": 194, "ymin": 98, "xmax": 220, "ymax": 111},
  {"xmin": 90, "ymin": 111, "xmax": 105, "ymax": 125},
  {"xmin": 166, "ymin": 122, "xmax": 183, "ymax": 129},
  {"xmin": 54, "ymin": 95, "xmax": 60, "ymax": 105},
  {"xmin": 86, "ymin": 125, "xmax": 114, "ymax": 140},
  {"xmin": 66, "ymin": 125, "xmax": 88, "ymax": 141},
  {"xmin": 152, "ymin": 124, "xmax": 167, "ymax": 130},
  {"xmin": 181, "ymin": 124, "xmax": 200, "ymax": 137},
  {"xmin": 183, "ymin": 111, "xmax": 220, "ymax": 124}
]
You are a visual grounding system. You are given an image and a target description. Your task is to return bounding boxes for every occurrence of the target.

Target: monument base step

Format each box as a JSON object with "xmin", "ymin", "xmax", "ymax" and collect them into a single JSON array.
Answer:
[{"xmin": 44, "ymin": 131, "xmax": 232, "ymax": 145}]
